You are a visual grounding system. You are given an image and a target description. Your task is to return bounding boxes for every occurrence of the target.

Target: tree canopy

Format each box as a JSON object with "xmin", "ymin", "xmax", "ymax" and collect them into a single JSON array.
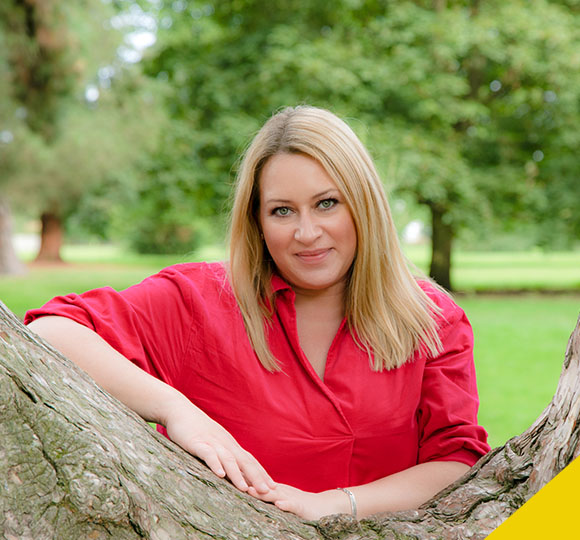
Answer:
[
  {"xmin": 135, "ymin": 0, "xmax": 580, "ymax": 286},
  {"xmin": 0, "ymin": 0, "xmax": 167, "ymax": 262},
  {"xmin": 1, "ymin": 0, "xmax": 578, "ymax": 282}
]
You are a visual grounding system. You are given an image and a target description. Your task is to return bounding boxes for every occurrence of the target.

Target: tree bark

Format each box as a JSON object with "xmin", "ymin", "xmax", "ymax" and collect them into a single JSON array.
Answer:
[
  {"xmin": 0, "ymin": 198, "xmax": 26, "ymax": 275},
  {"xmin": 429, "ymin": 203, "xmax": 454, "ymax": 291},
  {"xmin": 1, "ymin": 300, "xmax": 579, "ymax": 539},
  {"xmin": 34, "ymin": 211, "xmax": 64, "ymax": 263}
]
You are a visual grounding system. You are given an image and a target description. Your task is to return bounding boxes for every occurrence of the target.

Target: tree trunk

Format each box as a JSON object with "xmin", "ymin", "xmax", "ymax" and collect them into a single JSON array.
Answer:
[
  {"xmin": 429, "ymin": 203, "xmax": 454, "ymax": 291},
  {"xmin": 1, "ymin": 300, "xmax": 579, "ymax": 539},
  {"xmin": 34, "ymin": 211, "xmax": 64, "ymax": 263},
  {"xmin": 0, "ymin": 198, "xmax": 26, "ymax": 275},
  {"xmin": 433, "ymin": 0, "xmax": 447, "ymax": 12}
]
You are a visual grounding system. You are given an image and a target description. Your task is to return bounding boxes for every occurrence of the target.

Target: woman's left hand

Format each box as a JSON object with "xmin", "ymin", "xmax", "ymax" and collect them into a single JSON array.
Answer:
[{"xmin": 247, "ymin": 483, "xmax": 350, "ymax": 521}]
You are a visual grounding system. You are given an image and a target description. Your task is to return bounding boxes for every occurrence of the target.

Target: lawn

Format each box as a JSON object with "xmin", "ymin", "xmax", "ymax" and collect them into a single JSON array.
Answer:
[
  {"xmin": 1, "ymin": 243, "xmax": 579, "ymax": 449},
  {"xmin": 456, "ymin": 294, "xmax": 579, "ymax": 448},
  {"xmin": 0, "ymin": 244, "xmax": 225, "ymax": 318},
  {"xmin": 404, "ymin": 244, "xmax": 580, "ymax": 292}
]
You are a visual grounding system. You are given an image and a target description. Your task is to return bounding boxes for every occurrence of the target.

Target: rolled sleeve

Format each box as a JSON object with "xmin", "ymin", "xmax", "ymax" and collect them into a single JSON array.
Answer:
[
  {"xmin": 24, "ymin": 267, "xmax": 195, "ymax": 386},
  {"xmin": 417, "ymin": 303, "xmax": 490, "ymax": 467}
]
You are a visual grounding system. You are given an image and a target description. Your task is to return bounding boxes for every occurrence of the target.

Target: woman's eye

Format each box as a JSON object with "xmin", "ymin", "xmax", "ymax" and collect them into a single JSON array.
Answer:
[
  {"xmin": 319, "ymin": 198, "xmax": 337, "ymax": 210},
  {"xmin": 274, "ymin": 207, "xmax": 290, "ymax": 216}
]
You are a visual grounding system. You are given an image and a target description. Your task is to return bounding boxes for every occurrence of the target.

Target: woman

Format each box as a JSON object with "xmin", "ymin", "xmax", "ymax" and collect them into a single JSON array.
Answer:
[{"xmin": 26, "ymin": 106, "xmax": 489, "ymax": 520}]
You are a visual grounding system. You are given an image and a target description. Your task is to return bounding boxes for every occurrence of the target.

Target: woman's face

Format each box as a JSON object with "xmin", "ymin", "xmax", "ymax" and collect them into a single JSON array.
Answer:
[{"xmin": 259, "ymin": 153, "xmax": 357, "ymax": 298}]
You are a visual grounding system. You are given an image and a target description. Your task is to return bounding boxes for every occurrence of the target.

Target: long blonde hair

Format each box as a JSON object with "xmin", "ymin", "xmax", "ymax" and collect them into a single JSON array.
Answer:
[{"xmin": 229, "ymin": 106, "xmax": 442, "ymax": 371}]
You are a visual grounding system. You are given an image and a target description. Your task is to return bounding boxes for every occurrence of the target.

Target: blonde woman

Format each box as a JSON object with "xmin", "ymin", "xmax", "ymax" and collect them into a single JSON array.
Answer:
[{"xmin": 26, "ymin": 106, "xmax": 489, "ymax": 520}]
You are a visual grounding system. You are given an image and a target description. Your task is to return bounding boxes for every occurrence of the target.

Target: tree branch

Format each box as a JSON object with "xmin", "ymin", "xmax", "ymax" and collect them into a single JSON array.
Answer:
[{"xmin": 1, "ymin": 300, "xmax": 578, "ymax": 539}]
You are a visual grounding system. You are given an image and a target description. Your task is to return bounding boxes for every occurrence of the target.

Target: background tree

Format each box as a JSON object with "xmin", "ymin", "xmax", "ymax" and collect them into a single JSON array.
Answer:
[
  {"xmin": 0, "ymin": 118, "xmax": 21, "ymax": 277},
  {"xmin": 0, "ymin": 4, "xmax": 32, "ymax": 274},
  {"xmin": 0, "ymin": 0, "xmax": 167, "ymax": 263},
  {"xmin": 2, "ymin": 1, "xmax": 578, "ymax": 269},
  {"xmin": 357, "ymin": 0, "xmax": 580, "ymax": 287},
  {"xmin": 0, "ymin": 0, "xmax": 95, "ymax": 262},
  {"xmin": 137, "ymin": 0, "xmax": 580, "ymax": 285}
]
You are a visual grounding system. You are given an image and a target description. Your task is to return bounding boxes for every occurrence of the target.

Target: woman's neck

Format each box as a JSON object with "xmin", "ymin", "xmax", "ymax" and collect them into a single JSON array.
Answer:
[{"xmin": 293, "ymin": 284, "xmax": 346, "ymax": 319}]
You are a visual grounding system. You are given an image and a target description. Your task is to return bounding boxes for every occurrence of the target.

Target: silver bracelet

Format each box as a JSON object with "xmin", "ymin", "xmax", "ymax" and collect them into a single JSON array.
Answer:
[{"xmin": 337, "ymin": 487, "xmax": 357, "ymax": 518}]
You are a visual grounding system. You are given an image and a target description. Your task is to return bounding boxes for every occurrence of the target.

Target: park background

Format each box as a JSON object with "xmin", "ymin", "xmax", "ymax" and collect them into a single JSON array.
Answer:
[{"xmin": 0, "ymin": 0, "xmax": 578, "ymax": 449}]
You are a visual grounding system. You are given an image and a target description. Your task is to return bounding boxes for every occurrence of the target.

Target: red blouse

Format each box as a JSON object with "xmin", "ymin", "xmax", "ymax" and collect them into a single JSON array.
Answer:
[{"xmin": 25, "ymin": 262, "xmax": 489, "ymax": 492}]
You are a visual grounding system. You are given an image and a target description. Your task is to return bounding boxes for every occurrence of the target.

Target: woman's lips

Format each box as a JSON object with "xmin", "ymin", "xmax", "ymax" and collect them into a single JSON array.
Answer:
[{"xmin": 295, "ymin": 248, "xmax": 331, "ymax": 263}]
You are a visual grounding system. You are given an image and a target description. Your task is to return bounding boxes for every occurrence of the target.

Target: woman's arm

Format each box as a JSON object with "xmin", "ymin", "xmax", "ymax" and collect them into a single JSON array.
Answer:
[
  {"xmin": 248, "ymin": 460, "xmax": 469, "ymax": 520},
  {"xmin": 346, "ymin": 460, "xmax": 469, "ymax": 516},
  {"xmin": 28, "ymin": 316, "xmax": 275, "ymax": 494}
]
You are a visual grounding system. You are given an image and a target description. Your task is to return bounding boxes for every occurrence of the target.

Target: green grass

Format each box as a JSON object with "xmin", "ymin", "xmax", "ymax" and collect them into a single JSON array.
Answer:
[
  {"xmin": 1, "ymin": 243, "xmax": 579, "ymax": 450},
  {"xmin": 404, "ymin": 245, "xmax": 580, "ymax": 291},
  {"xmin": 457, "ymin": 294, "xmax": 579, "ymax": 448},
  {"xmin": 0, "ymin": 244, "xmax": 225, "ymax": 318}
]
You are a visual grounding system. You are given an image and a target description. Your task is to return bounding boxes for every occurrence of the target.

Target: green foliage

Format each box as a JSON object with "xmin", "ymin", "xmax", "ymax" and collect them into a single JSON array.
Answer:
[
  {"xmin": 0, "ymin": 0, "xmax": 169, "ymax": 253},
  {"xmin": 359, "ymin": 1, "xmax": 580, "ymax": 242},
  {"xmin": 2, "ymin": 0, "xmax": 579, "ymax": 258},
  {"xmin": 125, "ymin": 168, "xmax": 206, "ymax": 255},
  {"xmin": 137, "ymin": 0, "xmax": 579, "ymax": 258},
  {"xmin": 0, "ymin": 1, "xmax": 80, "ymax": 136},
  {"xmin": 6, "ymin": 85, "xmax": 165, "ymax": 217},
  {"xmin": 121, "ymin": 118, "xmax": 232, "ymax": 253}
]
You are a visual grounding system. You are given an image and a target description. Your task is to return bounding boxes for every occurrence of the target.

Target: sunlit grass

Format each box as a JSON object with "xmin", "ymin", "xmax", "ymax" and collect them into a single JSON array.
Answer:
[
  {"xmin": 2, "ymin": 243, "xmax": 226, "ymax": 318},
  {"xmin": 404, "ymin": 244, "xmax": 580, "ymax": 291},
  {"xmin": 456, "ymin": 294, "xmax": 579, "ymax": 448},
  {"xmin": 18, "ymin": 242, "xmax": 227, "ymax": 267}
]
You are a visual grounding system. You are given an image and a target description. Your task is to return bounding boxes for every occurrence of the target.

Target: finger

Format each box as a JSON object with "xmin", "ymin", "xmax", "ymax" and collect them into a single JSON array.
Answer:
[
  {"xmin": 275, "ymin": 500, "xmax": 293, "ymax": 511},
  {"xmin": 237, "ymin": 452, "xmax": 276, "ymax": 493},
  {"xmin": 275, "ymin": 499, "xmax": 307, "ymax": 519},
  {"xmin": 190, "ymin": 442, "xmax": 252, "ymax": 493},
  {"xmin": 265, "ymin": 475, "xmax": 278, "ymax": 489},
  {"xmin": 216, "ymin": 447, "xmax": 249, "ymax": 491},
  {"xmin": 247, "ymin": 485, "xmax": 278, "ymax": 502},
  {"xmin": 188, "ymin": 442, "xmax": 227, "ymax": 478}
]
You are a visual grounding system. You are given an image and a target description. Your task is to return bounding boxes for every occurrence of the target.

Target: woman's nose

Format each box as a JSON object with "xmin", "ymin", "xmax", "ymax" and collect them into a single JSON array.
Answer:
[{"xmin": 294, "ymin": 214, "xmax": 322, "ymax": 243}]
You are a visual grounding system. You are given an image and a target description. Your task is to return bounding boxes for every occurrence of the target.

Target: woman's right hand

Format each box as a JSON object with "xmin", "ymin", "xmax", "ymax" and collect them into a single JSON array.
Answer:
[{"xmin": 162, "ymin": 396, "xmax": 276, "ymax": 495}]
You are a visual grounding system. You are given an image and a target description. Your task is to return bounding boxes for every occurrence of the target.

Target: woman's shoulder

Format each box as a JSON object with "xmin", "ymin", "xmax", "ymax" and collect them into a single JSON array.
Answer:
[
  {"xmin": 416, "ymin": 278, "xmax": 465, "ymax": 329},
  {"xmin": 151, "ymin": 261, "xmax": 235, "ymax": 301},
  {"xmin": 156, "ymin": 260, "xmax": 228, "ymax": 282}
]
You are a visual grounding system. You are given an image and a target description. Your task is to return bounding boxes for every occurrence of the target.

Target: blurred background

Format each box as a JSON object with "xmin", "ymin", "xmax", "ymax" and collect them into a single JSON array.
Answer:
[{"xmin": 1, "ymin": 0, "xmax": 579, "ymax": 447}]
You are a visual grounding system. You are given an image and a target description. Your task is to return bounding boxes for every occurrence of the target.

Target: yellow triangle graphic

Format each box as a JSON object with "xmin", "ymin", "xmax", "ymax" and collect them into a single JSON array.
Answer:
[{"xmin": 486, "ymin": 456, "xmax": 580, "ymax": 539}]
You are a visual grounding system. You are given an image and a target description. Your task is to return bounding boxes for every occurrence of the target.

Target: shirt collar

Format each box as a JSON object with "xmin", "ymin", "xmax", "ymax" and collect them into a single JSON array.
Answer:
[{"xmin": 271, "ymin": 273, "xmax": 292, "ymax": 293}]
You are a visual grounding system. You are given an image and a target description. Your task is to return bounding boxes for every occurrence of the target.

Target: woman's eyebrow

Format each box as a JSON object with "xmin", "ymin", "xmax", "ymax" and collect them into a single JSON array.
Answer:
[
  {"xmin": 264, "ymin": 197, "xmax": 292, "ymax": 205},
  {"xmin": 264, "ymin": 189, "xmax": 339, "ymax": 205},
  {"xmin": 312, "ymin": 189, "xmax": 339, "ymax": 199}
]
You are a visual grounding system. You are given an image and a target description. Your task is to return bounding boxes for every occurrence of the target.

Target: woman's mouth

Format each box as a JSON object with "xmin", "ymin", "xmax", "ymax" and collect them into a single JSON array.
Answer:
[{"xmin": 295, "ymin": 249, "xmax": 331, "ymax": 263}]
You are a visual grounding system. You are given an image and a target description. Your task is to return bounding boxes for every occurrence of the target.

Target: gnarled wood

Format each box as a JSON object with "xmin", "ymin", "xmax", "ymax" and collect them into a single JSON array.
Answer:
[{"xmin": 1, "ymin": 300, "xmax": 579, "ymax": 539}]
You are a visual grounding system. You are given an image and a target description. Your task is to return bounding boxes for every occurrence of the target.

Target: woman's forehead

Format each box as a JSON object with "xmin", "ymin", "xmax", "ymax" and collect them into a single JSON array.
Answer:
[{"xmin": 259, "ymin": 154, "xmax": 339, "ymax": 200}]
